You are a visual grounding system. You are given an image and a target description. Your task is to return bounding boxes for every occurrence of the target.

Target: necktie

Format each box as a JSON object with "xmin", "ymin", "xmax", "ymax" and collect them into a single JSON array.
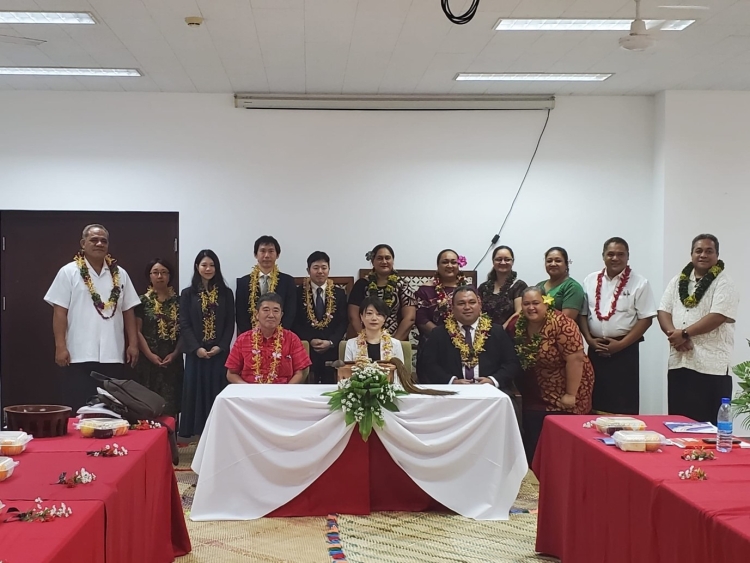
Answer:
[
  {"xmin": 315, "ymin": 287, "xmax": 325, "ymax": 321},
  {"xmin": 463, "ymin": 325, "xmax": 475, "ymax": 381},
  {"xmin": 260, "ymin": 275, "xmax": 269, "ymax": 295}
]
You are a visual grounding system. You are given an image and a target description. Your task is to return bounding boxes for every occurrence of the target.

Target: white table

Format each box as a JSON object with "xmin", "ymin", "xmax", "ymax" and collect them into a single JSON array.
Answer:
[{"xmin": 190, "ymin": 384, "xmax": 527, "ymax": 521}]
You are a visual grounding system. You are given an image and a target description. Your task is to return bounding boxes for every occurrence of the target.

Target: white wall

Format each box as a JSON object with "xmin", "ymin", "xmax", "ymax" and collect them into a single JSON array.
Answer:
[
  {"xmin": 0, "ymin": 91, "xmax": 665, "ymax": 409},
  {"xmin": 660, "ymin": 91, "xmax": 750, "ymax": 429}
]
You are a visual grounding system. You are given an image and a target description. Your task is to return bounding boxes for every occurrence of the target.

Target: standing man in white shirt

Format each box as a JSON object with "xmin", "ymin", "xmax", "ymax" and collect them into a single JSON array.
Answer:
[
  {"xmin": 580, "ymin": 237, "xmax": 657, "ymax": 414},
  {"xmin": 657, "ymin": 234, "xmax": 739, "ymax": 425},
  {"xmin": 44, "ymin": 224, "xmax": 141, "ymax": 412}
]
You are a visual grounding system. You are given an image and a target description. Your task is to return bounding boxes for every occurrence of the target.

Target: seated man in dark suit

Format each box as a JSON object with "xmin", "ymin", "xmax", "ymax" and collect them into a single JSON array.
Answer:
[
  {"xmin": 235, "ymin": 235, "xmax": 297, "ymax": 335},
  {"xmin": 420, "ymin": 286, "xmax": 522, "ymax": 391},
  {"xmin": 292, "ymin": 251, "xmax": 348, "ymax": 384}
]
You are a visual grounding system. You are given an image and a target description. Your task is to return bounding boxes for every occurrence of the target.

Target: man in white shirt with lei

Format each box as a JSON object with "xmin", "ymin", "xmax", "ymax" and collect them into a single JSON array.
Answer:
[
  {"xmin": 657, "ymin": 234, "xmax": 739, "ymax": 425},
  {"xmin": 45, "ymin": 224, "xmax": 141, "ymax": 412}
]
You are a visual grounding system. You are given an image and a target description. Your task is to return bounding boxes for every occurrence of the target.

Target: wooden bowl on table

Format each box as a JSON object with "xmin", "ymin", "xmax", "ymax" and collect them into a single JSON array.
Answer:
[{"xmin": 4, "ymin": 405, "xmax": 72, "ymax": 438}]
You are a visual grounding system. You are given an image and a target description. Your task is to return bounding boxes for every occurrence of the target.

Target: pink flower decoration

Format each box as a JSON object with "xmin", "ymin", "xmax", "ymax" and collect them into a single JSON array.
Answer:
[{"xmin": 457, "ymin": 255, "xmax": 468, "ymax": 268}]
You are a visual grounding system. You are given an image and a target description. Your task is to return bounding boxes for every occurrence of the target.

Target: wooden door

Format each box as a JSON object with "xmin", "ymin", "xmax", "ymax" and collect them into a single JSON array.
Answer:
[{"xmin": 0, "ymin": 211, "xmax": 179, "ymax": 409}]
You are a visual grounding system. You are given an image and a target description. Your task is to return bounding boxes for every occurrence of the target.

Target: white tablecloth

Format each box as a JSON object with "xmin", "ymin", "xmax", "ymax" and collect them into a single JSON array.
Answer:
[{"xmin": 190, "ymin": 384, "xmax": 527, "ymax": 521}]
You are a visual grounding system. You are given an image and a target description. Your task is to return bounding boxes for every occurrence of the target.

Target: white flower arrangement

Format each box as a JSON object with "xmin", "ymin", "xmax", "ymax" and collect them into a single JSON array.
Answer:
[{"xmin": 323, "ymin": 361, "xmax": 406, "ymax": 440}]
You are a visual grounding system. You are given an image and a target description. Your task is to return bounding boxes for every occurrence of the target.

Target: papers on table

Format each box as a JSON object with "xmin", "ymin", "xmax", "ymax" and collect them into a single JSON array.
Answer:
[{"xmin": 663, "ymin": 421, "xmax": 717, "ymax": 434}]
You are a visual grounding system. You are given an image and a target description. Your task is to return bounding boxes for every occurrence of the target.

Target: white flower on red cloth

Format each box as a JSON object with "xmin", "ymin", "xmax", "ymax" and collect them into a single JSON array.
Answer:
[
  {"xmin": 252, "ymin": 349, "xmax": 260, "ymax": 355},
  {"xmin": 272, "ymin": 351, "xmax": 282, "ymax": 359}
]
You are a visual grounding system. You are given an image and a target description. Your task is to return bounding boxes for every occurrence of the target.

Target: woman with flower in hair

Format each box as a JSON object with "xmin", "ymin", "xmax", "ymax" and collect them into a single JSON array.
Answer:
[
  {"xmin": 344, "ymin": 296, "xmax": 405, "ymax": 389},
  {"xmin": 134, "ymin": 258, "xmax": 183, "ymax": 417},
  {"xmin": 507, "ymin": 286, "xmax": 594, "ymax": 463},
  {"xmin": 348, "ymin": 244, "xmax": 416, "ymax": 340},
  {"xmin": 536, "ymin": 246, "xmax": 585, "ymax": 320},
  {"xmin": 179, "ymin": 249, "xmax": 235, "ymax": 438},
  {"xmin": 478, "ymin": 245, "xmax": 528, "ymax": 328}
]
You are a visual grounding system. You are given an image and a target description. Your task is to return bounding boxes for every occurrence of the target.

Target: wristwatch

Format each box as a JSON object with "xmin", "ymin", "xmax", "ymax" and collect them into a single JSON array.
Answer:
[{"xmin": 681, "ymin": 328, "xmax": 690, "ymax": 340}]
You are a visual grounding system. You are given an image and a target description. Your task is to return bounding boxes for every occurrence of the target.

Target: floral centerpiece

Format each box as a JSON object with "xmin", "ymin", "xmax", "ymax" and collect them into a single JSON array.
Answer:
[
  {"xmin": 731, "ymin": 338, "xmax": 750, "ymax": 429},
  {"xmin": 323, "ymin": 360, "xmax": 407, "ymax": 441}
]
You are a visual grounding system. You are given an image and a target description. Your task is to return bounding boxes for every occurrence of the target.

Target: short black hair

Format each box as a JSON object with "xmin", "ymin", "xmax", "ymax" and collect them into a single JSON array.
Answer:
[
  {"xmin": 370, "ymin": 244, "xmax": 395, "ymax": 261},
  {"xmin": 692, "ymin": 233, "xmax": 719, "ymax": 254},
  {"xmin": 257, "ymin": 292, "xmax": 284, "ymax": 311},
  {"xmin": 191, "ymin": 249, "xmax": 228, "ymax": 291},
  {"xmin": 307, "ymin": 251, "xmax": 330, "ymax": 269},
  {"xmin": 452, "ymin": 285, "xmax": 480, "ymax": 305},
  {"xmin": 436, "ymin": 249, "xmax": 458, "ymax": 266},
  {"xmin": 603, "ymin": 237, "xmax": 629, "ymax": 253},
  {"xmin": 254, "ymin": 235, "xmax": 281, "ymax": 255},
  {"xmin": 358, "ymin": 296, "xmax": 390, "ymax": 317},
  {"xmin": 487, "ymin": 245, "xmax": 515, "ymax": 282},
  {"xmin": 144, "ymin": 258, "xmax": 175, "ymax": 285}
]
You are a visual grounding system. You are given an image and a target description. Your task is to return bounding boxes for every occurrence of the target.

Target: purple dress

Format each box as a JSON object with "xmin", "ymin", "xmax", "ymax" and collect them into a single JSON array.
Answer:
[{"xmin": 415, "ymin": 284, "xmax": 458, "ymax": 336}]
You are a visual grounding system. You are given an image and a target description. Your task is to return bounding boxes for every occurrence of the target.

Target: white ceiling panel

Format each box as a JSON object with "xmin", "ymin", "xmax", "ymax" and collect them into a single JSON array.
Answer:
[{"xmin": 0, "ymin": 0, "xmax": 748, "ymax": 94}]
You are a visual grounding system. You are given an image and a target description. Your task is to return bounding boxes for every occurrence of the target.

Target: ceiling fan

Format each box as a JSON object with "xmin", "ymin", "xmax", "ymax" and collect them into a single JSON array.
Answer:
[{"xmin": 620, "ymin": 0, "xmax": 708, "ymax": 51}]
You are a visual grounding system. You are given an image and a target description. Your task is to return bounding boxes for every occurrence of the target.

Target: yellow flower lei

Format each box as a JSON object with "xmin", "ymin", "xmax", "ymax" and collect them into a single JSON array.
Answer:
[
  {"xmin": 367, "ymin": 272, "xmax": 400, "ymax": 309},
  {"xmin": 252, "ymin": 326, "xmax": 284, "ymax": 384},
  {"xmin": 444, "ymin": 313, "xmax": 492, "ymax": 369},
  {"xmin": 200, "ymin": 286, "xmax": 219, "ymax": 342},
  {"xmin": 303, "ymin": 278, "xmax": 337, "ymax": 329},
  {"xmin": 73, "ymin": 251, "xmax": 121, "ymax": 319},
  {"xmin": 146, "ymin": 287, "xmax": 178, "ymax": 342},
  {"xmin": 356, "ymin": 330, "xmax": 393, "ymax": 361},
  {"xmin": 249, "ymin": 265, "xmax": 279, "ymax": 327}
]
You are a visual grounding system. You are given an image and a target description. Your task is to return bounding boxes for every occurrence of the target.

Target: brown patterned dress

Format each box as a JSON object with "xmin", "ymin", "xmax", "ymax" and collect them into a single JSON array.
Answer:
[{"xmin": 509, "ymin": 310, "xmax": 594, "ymax": 414}]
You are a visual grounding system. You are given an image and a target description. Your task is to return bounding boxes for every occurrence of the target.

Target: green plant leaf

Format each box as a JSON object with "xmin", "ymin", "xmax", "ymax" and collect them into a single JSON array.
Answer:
[
  {"xmin": 344, "ymin": 410, "xmax": 355, "ymax": 426},
  {"xmin": 382, "ymin": 402, "xmax": 400, "ymax": 412},
  {"xmin": 359, "ymin": 413, "xmax": 373, "ymax": 441}
]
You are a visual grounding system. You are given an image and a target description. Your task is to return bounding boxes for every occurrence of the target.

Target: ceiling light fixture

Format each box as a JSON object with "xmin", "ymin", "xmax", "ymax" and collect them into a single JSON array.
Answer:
[
  {"xmin": 455, "ymin": 73, "xmax": 612, "ymax": 82},
  {"xmin": 0, "ymin": 12, "xmax": 96, "ymax": 24},
  {"xmin": 0, "ymin": 67, "xmax": 140, "ymax": 77},
  {"xmin": 495, "ymin": 18, "xmax": 694, "ymax": 31}
]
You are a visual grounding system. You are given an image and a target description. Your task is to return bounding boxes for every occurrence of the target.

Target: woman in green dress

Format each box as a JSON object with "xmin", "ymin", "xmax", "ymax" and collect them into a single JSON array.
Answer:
[
  {"xmin": 536, "ymin": 247, "xmax": 585, "ymax": 321},
  {"xmin": 134, "ymin": 258, "xmax": 183, "ymax": 417}
]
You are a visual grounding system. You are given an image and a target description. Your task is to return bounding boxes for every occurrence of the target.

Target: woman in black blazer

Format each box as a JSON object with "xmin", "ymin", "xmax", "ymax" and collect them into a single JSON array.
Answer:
[{"xmin": 179, "ymin": 249, "xmax": 235, "ymax": 438}]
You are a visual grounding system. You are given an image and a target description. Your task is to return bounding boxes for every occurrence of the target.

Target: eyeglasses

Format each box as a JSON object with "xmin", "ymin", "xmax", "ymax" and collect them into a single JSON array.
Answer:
[
  {"xmin": 494, "ymin": 258, "xmax": 514, "ymax": 263},
  {"xmin": 150, "ymin": 271, "xmax": 169, "ymax": 277}
]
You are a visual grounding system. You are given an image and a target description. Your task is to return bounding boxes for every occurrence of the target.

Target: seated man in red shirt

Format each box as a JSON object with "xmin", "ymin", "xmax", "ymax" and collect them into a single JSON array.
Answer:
[{"xmin": 226, "ymin": 293, "xmax": 311, "ymax": 384}]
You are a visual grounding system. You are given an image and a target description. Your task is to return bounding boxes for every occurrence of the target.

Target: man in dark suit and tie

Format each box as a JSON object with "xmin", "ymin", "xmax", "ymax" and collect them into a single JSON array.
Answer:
[
  {"xmin": 292, "ymin": 251, "xmax": 348, "ymax": 384},
  {"xmin": 236, "ymin": 235, "xmax": 297, "ymax": 335},
  {"xmin": 420, "ymin": 286, "xmax": 521, "ymax": 391}
]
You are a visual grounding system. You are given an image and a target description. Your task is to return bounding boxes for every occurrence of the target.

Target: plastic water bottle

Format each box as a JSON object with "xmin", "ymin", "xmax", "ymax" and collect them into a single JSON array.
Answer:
[{"xmin": 716, "ymin": 398, "xmax": 733, "ymax": 453}]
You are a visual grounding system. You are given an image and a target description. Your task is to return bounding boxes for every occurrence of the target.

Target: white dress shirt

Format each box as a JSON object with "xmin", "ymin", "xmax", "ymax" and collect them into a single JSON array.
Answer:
[
  {"xmin": 310, "ymin": 281, "xmax": 326, "ymax": 303},
  {"xmin": 44, "ymin": 258, "xmax": 141, "ymax": 364},
  {"xmin": 582, "ymin": 268, "xmax": 657, "ymax": 338},
  {"xmin": 658, "ymin": 269, "xmax": 739, "ymax": 376},
  {"xmin": 448, "ymin": 318, "xmax": 499, "ymax": 388}
]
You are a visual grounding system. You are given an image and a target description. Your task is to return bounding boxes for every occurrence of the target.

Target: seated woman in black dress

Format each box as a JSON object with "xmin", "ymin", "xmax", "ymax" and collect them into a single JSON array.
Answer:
[
  {"xmin": 344, "ymin": 296, "xmax": 405, "ymax": 365},
  {"xmin": 347, "ymin": 244, "xmax": 415, "ymax": 340},
  {"xmin": 478, "ymin": 245, "xmax": 528, "ymax": 328}
]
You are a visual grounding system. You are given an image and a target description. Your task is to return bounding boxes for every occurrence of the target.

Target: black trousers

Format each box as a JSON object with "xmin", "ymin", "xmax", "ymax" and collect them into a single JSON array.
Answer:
[
  {"xmin": 522, "ymin": 409, "xmax": 570, "ymax": 466},
  {"xmin": 309, "ymin": 346, "xmax": 337, "ymax": 384},
  {"xmin": 668, "ymin": 368, "xmax": 732, "ymax": 425},
  {"xmin": 63, "ymin": 362, "xmax": 125, "ymax": 413},
  {"xmin": 590, "ymin": 340, "xmax": 640, "ymax": 415}
]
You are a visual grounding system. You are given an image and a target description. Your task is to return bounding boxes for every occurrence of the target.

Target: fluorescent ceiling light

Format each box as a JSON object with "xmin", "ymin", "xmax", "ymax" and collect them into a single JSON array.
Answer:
[
  {"xmin": 456, "ymin": 73, "xmax": 612, "ymax": 82},
  {"xmin": 495, "ymin": 19, "xmax": 694, "ymax": 31},
  {"xmin": 0, "ymin": 12, "xmax": 96, "ymax": 24},
  {"xmin": 0, "ymin": 67, "xmax": 140, "ymax": 77}
]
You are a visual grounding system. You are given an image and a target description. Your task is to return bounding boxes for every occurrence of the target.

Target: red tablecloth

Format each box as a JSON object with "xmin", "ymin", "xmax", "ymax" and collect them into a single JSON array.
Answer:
[
  {"xmin": 0, "ymin": 500, "xmax": 105, "ymax": 563},
  {"xmin": 533, "ymin": 414, "xmax": 750, "ymax": 563},
  {"xmin": 268, "ymin": 431, "xmax": 446, "ymax": 517},
  {"xmin": 0, "ymin": 420, "xmax": 190, "ymax": 562}
]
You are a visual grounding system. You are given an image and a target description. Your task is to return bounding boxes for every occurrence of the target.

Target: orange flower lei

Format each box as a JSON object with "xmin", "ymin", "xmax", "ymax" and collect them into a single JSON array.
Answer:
[
  {"xmin": 248, "ymin": 265, "xmax": 279, "ymax": 327},
  {"xmin": 200, "ymin": 286, "xmax": 219, "ymax": 341},
  {"xmin": 252, "ymin": 326, "xmax": 284, "ymax": 384},
  {"xmin": 74, "ymin": 251, "xmax": 121, "ymax": 319},
  {"xmin": 303, "ymin": 278, "xmax": 336, "ymax": 329},
  {"xmin": 356, "ymin": 330, "xmax": 393, "ymax": 361}
]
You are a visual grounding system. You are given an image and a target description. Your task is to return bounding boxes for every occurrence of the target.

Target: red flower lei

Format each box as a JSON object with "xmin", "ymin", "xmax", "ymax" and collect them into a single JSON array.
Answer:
[{"xmin": 594, "ymin": 266, "xmax": 631, "ymax": 321}]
